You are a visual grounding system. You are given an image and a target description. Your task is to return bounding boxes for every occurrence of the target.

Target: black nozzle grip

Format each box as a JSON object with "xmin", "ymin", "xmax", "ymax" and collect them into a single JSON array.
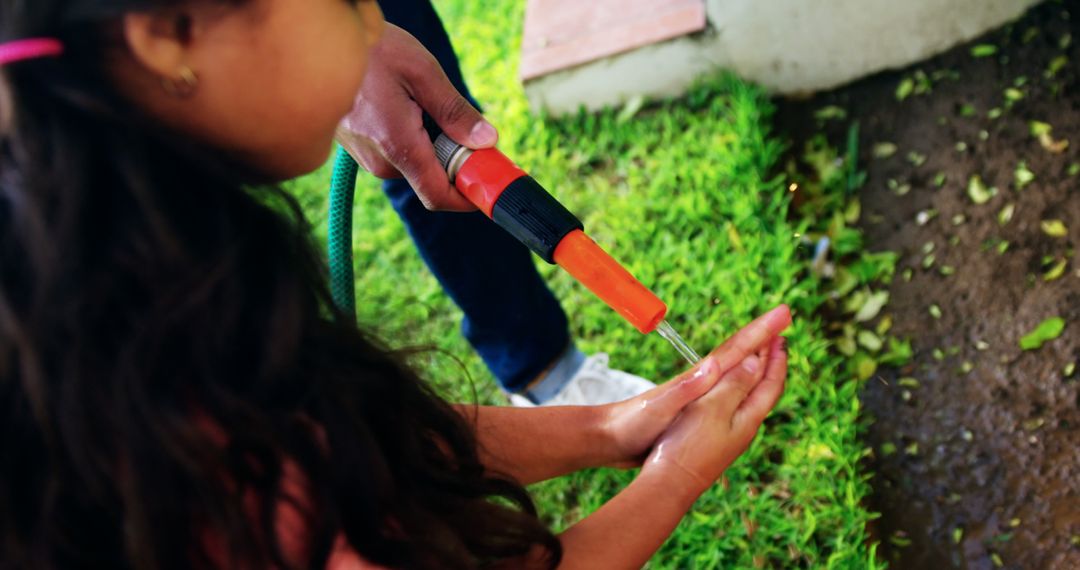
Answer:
[{"xmin": 491, "ymin": 176, "xmax": 583, "ymax": 264}]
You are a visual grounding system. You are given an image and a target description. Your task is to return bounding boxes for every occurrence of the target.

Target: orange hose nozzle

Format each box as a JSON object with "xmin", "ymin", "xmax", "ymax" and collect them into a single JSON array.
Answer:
[{"xmin": 552, "ymin": 230, "xmax": 667, "ymax": 334}]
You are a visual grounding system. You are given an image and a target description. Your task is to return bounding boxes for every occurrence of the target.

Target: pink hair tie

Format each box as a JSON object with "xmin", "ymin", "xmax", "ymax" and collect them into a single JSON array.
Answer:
[{"xmin": 0, "ymin": 38, "xmax": 64, "ymax": 67}]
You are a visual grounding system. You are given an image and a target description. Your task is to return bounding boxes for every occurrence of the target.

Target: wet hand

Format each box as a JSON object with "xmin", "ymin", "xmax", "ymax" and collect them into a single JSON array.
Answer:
[
  {"xmin": 599, "ymin": 305, "xmax": 791, "ymax": 469},
  {"xmin": 335, "ymin": 24, "xmax": 498, "ymax": 211},
  {"xmin": 638, "ymin": 331, "xmax": 789, "ymax": 495}
]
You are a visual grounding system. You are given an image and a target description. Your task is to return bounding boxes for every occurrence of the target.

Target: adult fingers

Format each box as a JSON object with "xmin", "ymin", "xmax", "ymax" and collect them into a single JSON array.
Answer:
[
  {"xmin": 381, "ymin": 122, "xmax": 477, "ymax": 211},
  {"xmin": 401, "ymin": 65, "xmax": 495, "ymax": 209},
  {"xmin": 406, "ymin": 54, "xmax": 497, "ymax": 149}
]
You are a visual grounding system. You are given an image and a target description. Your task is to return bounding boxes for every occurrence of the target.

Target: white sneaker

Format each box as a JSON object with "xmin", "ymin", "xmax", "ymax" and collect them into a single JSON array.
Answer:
[{"xmin": 508, "ymin": 353, "xmax": 655, "ymax": 407}]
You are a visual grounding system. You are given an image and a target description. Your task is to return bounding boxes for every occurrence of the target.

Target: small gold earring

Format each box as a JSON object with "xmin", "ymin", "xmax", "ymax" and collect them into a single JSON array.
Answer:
[{"xmin": 162, "ymin": 66, "xmax": 199, "ymax": 98}]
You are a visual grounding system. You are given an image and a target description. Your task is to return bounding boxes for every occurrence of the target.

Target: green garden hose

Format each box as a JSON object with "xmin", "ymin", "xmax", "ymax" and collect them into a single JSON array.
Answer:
[{"xmin": 328, "ymin": 146, "xmax": 359, "ymax": 318}]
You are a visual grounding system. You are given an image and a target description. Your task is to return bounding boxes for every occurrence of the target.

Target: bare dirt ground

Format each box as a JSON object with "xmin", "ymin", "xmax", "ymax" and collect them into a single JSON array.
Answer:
[{"xmin": 776, "ymin": 2, "xmax": 1079, "ymax": 568}]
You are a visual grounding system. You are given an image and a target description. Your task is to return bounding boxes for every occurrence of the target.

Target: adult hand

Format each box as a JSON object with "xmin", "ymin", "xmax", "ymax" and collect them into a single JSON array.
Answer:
[
  {"xmin": 336, "ymin": 24, "xmax": 498, "ymax": 211},
  {"xmin": 599, "ymin": 305, "xmax": 792, "ymax": 469}
]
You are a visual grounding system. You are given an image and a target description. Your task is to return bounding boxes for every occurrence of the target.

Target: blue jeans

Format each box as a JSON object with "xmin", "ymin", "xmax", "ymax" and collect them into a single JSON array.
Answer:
[{"xmin": 377, "ymin": 1, "xmax": 571, "ymax": 394}]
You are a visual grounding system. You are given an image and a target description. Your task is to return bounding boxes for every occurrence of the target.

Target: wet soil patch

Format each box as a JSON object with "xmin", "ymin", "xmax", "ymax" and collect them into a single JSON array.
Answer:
[{"xmin": 775, "ymin": 2, "xmax": 1079, "ymax": 568}]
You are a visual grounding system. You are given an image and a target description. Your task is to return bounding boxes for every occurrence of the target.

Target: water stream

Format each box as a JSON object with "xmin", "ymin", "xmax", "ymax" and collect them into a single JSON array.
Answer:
[{"xmin": 655, "ymin": 319, "xmax": 702, "ymax": 366}]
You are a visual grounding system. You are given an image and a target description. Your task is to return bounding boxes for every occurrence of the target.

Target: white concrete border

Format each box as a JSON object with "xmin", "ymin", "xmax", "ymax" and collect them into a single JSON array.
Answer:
[{"xmin": 523, "ymin": 0, "xmax": 1043, "ymax": 114}]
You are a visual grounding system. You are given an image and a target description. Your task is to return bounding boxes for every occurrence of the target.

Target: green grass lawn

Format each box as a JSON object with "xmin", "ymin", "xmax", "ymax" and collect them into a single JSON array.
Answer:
[{"xmin": 287, "ymin": 0, "xmax": 883, "ymax": 567}]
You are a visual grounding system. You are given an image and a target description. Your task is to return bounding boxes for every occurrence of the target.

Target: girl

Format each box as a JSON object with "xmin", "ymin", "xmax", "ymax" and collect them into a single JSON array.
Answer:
[{"xmin": 0, "ymin": 0, "xmax": 792, "ymax": 568}]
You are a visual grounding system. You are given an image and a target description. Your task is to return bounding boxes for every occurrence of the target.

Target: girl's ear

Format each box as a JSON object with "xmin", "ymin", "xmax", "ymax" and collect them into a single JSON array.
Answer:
[{"xmin": 121, "ymin": 10, "xmax": 194, "ymax": 82}]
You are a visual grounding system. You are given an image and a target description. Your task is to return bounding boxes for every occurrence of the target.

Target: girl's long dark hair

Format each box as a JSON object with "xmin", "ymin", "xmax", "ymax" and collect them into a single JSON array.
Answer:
[{"xmin": 0, "ymin": 1, "xmax": 561, "ymax": 568}]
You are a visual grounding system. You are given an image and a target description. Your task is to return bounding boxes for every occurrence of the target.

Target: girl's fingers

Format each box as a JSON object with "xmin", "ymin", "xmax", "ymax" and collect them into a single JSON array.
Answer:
[
  {"xmin": 734, "ymin": 336, "xmax": 789, "ymax": 429},
  {"xmin": 700, "ymin": 353, "xmax": 767, "ymax": 418},
  {"xmin": 701, "ymin": 305, "xmax": 791, "ymax": 389},
  {"xmin": 651, "ymin": 305, "xmax": 792, "ymax": 415},
  {"xmin": 632, "ymin": 358, "xmax": 721, "ymax": 422}
]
